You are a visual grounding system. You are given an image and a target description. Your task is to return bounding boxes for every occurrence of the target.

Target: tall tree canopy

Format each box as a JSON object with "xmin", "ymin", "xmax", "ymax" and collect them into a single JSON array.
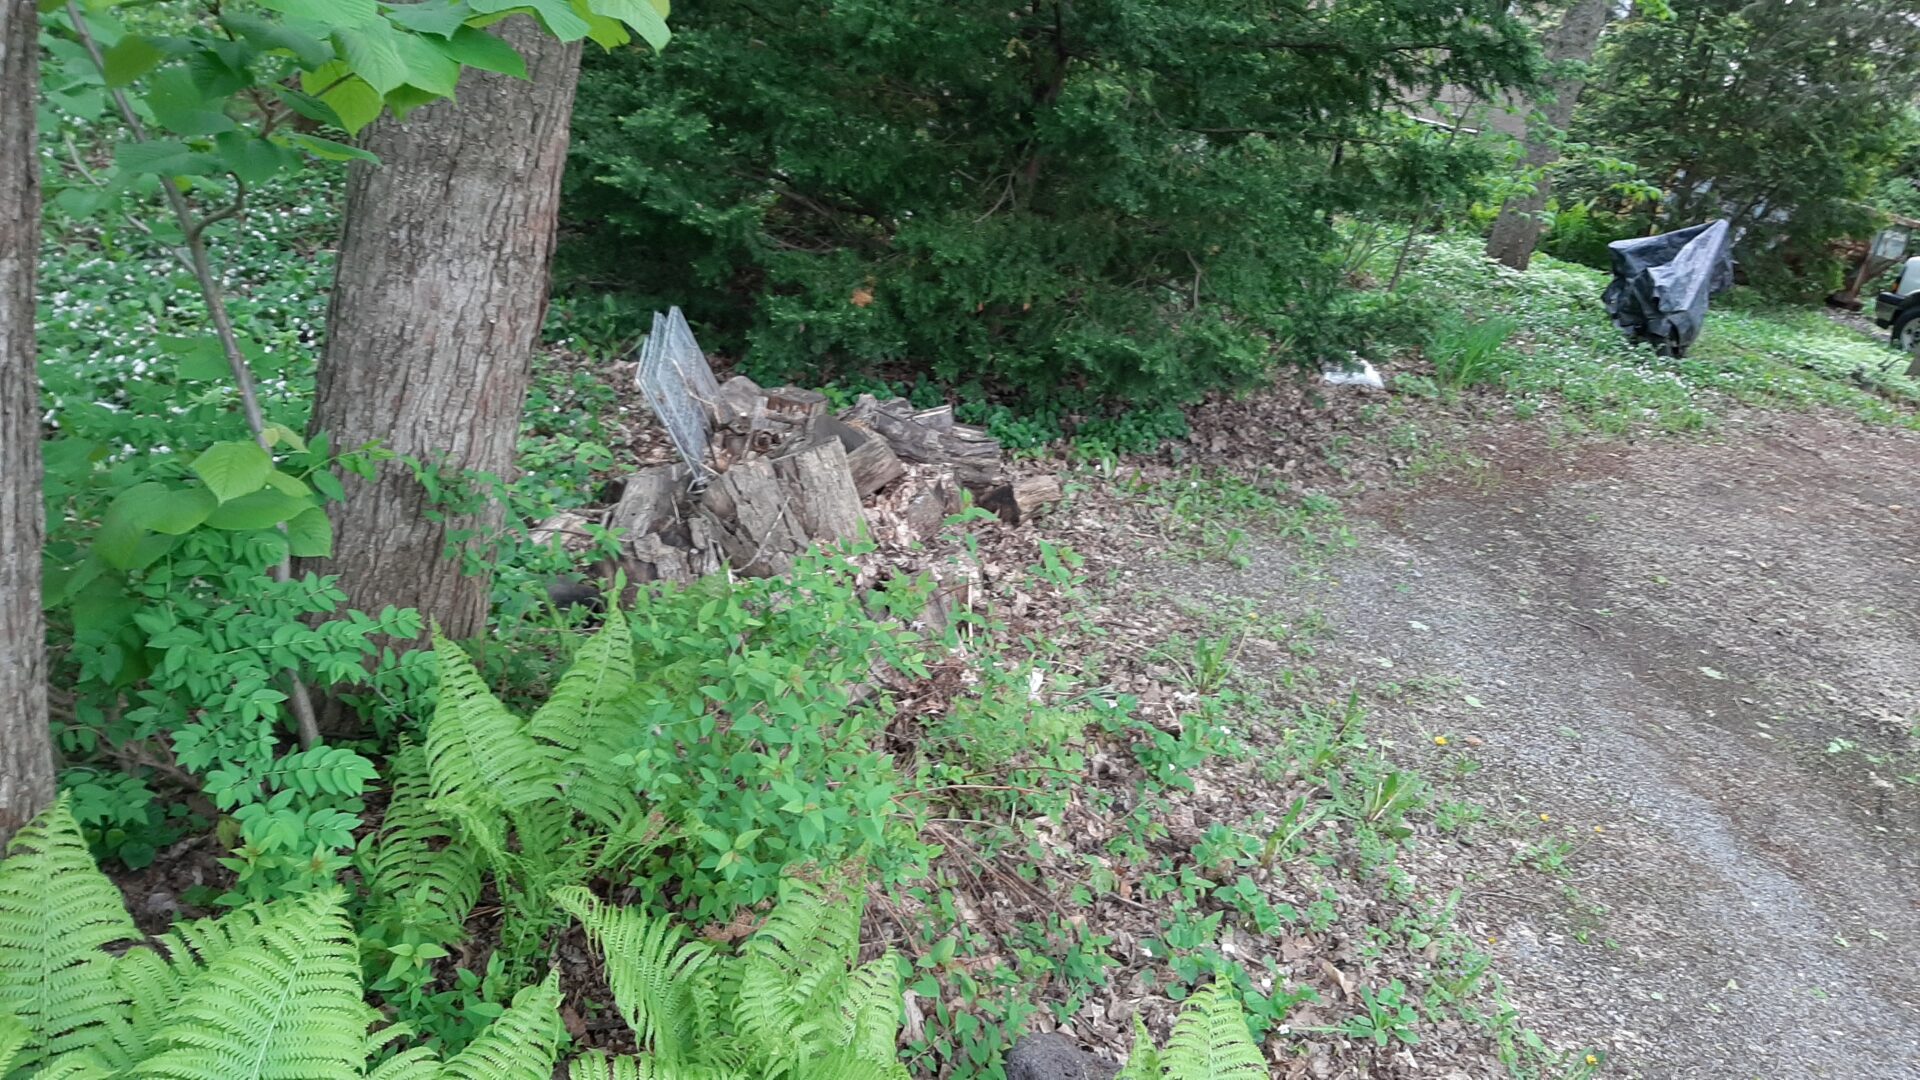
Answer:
[{"xmin": 1568, "ymin": 0, "xmax": 1920, "ymax": 292}]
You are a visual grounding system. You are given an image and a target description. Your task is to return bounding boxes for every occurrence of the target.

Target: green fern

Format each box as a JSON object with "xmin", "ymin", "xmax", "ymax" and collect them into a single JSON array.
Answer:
[
  {"xmin": 1112, "ymin": 1017, "xmax": 1163, "ymax": 1080},
  {"xmin": 363, "ymin": 743, "xmax": 482, "ymax": 941},
  {"xmin": 426, "ymin": 631, "xmax": 563, "ymax": 811},
  {"xmin": 562, "ymin": 873, "xmax": 908, "ymax": 1080},
  {"xmin": 0, "ymin": 796, "xmax": 138, "ymax": 1076},
  {"xmin": 566, "ymin": 1051, "xmax": 711, "ymax": 1079},
  {"xmin": 531, "ymin": 608, "xmax": 636, "ymax": 752},
  {"xmin": 0, "ymin": 1014, "xmax": 26, "ymax": 1076},
  {"xmin": 437, "ymin": 971, "xmax": 566, "ymax": 1080},
  {"xmin": 839, "ymin": 956, "xmax": 908, "ymax": 1064},
  {"xmin": 27, "ymin": 1056, "xmax": 116, "ymax": 1080},
  {"xmin": 127, "ymin": 891, "xmax": 371, "ymax": 1080},
  {"xmin": 554, "ymin": 887, "xmax": 714, "ymax": 1065},
  {"xmin": 1117, "ymin": 983, "xmax": 1265, "ymax": 1080}
]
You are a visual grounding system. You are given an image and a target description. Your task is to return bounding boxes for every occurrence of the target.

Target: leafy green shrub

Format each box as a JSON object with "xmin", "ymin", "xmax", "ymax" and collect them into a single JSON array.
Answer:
[
  {"xmin": 603, "ymin": 550, "xmax": 939, "ymax": 919},
  {"xmin": 364, "ymin": 551, "xmax": 936, "ymax": 965},
  {"xmin": 563, "ymin": 0, "xmax": 1537, "ymax": 406}
]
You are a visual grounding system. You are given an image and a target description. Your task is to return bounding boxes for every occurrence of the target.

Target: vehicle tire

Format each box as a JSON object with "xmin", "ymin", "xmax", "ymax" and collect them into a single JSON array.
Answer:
[{"xmin": 1891, "ymin": 307, "xmax": 1920, "ymax": 355}]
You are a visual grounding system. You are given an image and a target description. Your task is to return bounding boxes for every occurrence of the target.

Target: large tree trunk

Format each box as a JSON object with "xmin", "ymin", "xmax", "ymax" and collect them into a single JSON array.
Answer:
[
  {"xmin": 1, "ymin": 0, "xmax": 56, "ymax": 843},
  {"xmin": 1485, "ymin": 0, "xmax": 1613, "ymax": 270},
  {"xmin": 305, "ymin": 17, "xmax": 583, "ymax": 642}
]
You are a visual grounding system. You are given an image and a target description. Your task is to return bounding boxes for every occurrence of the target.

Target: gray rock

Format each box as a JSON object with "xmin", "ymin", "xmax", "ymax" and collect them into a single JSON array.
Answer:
[{"xmin": 1004, "ymin": 1032, "xmax": 1119, "ymax": 1080}]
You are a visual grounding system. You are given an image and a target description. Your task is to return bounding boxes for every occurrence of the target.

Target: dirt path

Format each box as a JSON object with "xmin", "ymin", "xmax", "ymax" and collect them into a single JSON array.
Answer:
[{"xmin": 1156, "ymin": 415, "xmax": 1920, "ymax": 1078}]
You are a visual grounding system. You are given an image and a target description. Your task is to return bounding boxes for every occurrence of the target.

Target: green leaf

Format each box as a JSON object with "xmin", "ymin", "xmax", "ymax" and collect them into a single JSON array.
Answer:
[
  {"xmin": 205, "ymin": 490, "xmax": 314, "ymax": 531},
  {"xmin": 578, "ymin": 12, "xmax": 630, "ymax": 51},
  {"xmin": 111, "ymin": 138, "xmax": 221, "ymax": 176},
  {"xmin": 219, "ymin": 12, "xmax": 335, "ymax": 68},
  {"xmin": 263, "ymin": 469, "xmax": 312, "ymax": 497},
  {"xmin": 214, "ymin": 132, "xmax": 297, "ymax": 184},
  {"xmin": 587, "ymin": 0, "xmax": 668, "ymax": 51},
  {"xmin": 139, "ymin": 71, "xmax": 221, "ymax": 136},
  {"xmin": 284, "ymin": 132, "xmax": 380, "ymax": 163},
  {"xmin": 191, "ymin": 441, "xmax": 273, "ymax": 502},
  {"xmin": 101, "ymin": 35, "xmax": 166, "ymax": 87},
  {"xmin": 301, "ymin": 62, "xmax": 384, "ymax": 133},
  {"xmin": 284, "ymin": 507, "xmax": 333, "ymax": 557},
  {"xmin": 469, "ymin": 0, "xmax": 589, "ymax": 42},
  {"xmin": 383, "ymin": 86, "xmax": 443, "ymax": 120},
  {"xmin": 92, "ymin": 504, "xmax": 147, "ymax": 571},
  {"xmin": 259, "ymin": 0, "xmax": 380, "ymax": 26},
  {"xmin": 165, "ymin": 336, "xmax": 231, "ymax": 381},
  {"xmin": 336, "ymin": 21, "xmax": 409, "ymax": 95},
  {"xmin": 271, "ymin": 84, "xmax": 343, "ymax": 127},
  {"xmin": 442, "ymin": 25, "xmax": 526, "ymax": 78},
  {"xmin": 260, "ymin": 423, "xmax": 309, "ymax": 453},
  {"xmin": 383, "ymin": 0, "xmax": 471, "ymax": 38},
  {"xmin": 394, "ymin": 31, "xmax": 460, "ymax": 95},
  {"xmin": 111, "ymin": 483, "xmax": 218, "ymax": 535},
  {"xmin": 312, "ymin": 471, "xmax": 347, "ymax": 502}
]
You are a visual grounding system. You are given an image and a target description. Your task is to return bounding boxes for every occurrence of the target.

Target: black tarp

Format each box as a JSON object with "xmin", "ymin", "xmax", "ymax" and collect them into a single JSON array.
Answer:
[{"xmin": 1601, "ymin": 219, "xmax": 1735, "ymax": 357}]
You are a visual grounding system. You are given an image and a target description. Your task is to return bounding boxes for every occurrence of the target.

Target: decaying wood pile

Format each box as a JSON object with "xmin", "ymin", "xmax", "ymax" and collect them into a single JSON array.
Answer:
[{"xmin": 604, "ymin": 317, "xmax": 1060, "ymax": 585}]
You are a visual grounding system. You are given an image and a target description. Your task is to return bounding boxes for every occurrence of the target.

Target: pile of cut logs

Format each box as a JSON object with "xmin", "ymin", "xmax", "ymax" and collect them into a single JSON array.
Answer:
[{"xmin": 609, "ymin": 375, "xmax": 1060, "ymax": 586}]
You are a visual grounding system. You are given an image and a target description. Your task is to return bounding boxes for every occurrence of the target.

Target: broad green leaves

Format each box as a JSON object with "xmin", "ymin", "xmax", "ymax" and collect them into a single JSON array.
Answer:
[
  {"xmin": 78, "ymin": 439, "xmax": 337, "ymax": 570},
  {"xmin": 50, "ymin": 0, "xmax": 675, "ymax": 198},
  {"xmin": 589, "ymin": 0, "xmax": 670, "ymax": 52},
  {"xmin": 192, "ymin": 442, "xmax": 272, "ymax": 502}
]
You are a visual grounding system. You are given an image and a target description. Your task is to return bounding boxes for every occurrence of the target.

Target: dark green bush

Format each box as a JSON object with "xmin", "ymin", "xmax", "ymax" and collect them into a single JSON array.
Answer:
[{"xmin": 563, "ymin": 0, "xmax": 1537, "ymax": 407}]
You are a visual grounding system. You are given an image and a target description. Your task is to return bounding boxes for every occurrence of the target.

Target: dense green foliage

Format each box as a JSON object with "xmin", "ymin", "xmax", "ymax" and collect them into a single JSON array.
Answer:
[
  {"xmin": 31, "ymin": 0, "xmax": 675, "ymax": 879},
  {"xmin": 360, "ymin": 573, "xmax": 932, "ymax": 1012},
  {"xmin": 1556, "ymin": 0, "xmax": 1920, "ymax": 294},
  {"xmin": 0, "ymin": 799, "xmax": 914, "ymax": 1080},
  {"xmin": 563, "ymin": 0, "xmax": 1539, "ymax": 406}
]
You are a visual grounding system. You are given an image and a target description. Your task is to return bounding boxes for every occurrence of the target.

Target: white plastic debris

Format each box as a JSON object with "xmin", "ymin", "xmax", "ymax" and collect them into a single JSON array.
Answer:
[{"xmin": 1321, "ymin": 358, "xmax": 1385, "ymax": 389}]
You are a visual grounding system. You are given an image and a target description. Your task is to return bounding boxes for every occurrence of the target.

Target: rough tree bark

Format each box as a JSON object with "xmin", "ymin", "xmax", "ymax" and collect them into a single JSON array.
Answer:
[
  {"xmin": 1485, "ymin": 0, "xmax": 1612, "ymax": 271},
  {"xmin": 305, "ymin": 17, "xmax": 583, "ymax": 641},
  {"xmin": 1, "ymin": 0, "xmax": 56, "ymax": 843}
]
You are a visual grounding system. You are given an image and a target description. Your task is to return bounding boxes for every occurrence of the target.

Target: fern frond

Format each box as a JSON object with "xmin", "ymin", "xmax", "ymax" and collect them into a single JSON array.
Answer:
[
  {"xmin": 0, "ymin": 1014, "xmax": 25, "ymax": 1075},
  {"xmin": 26, "ymin": 1052, "xmax": 116, "ymax": 1080},
  {"xmin": 531, "ymin": 609, "xmax": 635, "ymax": 752},
  {"xmin": 438, "ymin": 971, "xmax": 565, "ymax": 1080},
  {"xmin": 798, "ymin": 1050, "xmax": 910, "ymax": 1080},
  {"xmin": 743, "ymin": 876, "xmax": 860, "ymax": 1001},
  {"xmin": 565, "ymin": 1050, "xmax": 721, "ymax": 1079},
  {"xmin": 555, "ymin": 887, "xmax": 712, "ymax": 1065},
  {"xmin": 840, "ymin": 954, "xmax": 904, "ymax": 1064},
  {"xmin": 1159, "ymin": 983, "xmax": 1264, "ymax": 1079},
  {"xmin": 127, "ymin": 891, "xmax": 370, "ymax": 1080},
  {"xmin": 730, "ymin": 954, "xmax": 811, "ymax": 1069},
  {"xmin": 558, "ymin": 756, "xmax": 654, "ymax": 845},
  {"xmin": 364, "ymin": 1046, "xmax": 443, "ymax": 1080},
  {"xmin": 426, "ymin": 632, "xmax": 561, "ymax": 810},
  {"xmin": 0, "ymin": 798, "xmax": 137, "ymax": 1075},
  {"xmin": 366, "ymin": 744, "xmax": 482, "ymax": 940},
  {"xmin": 114, "ymin": 946, "xmax": 176, "ymax": 1062},
  {"xmin": 139, "ymin": 900, "xmax": 276, "ymax": 985},
  {"xmin": 1112, "ymin": 1016, "xmax": 1161, "ymax": 1080}
]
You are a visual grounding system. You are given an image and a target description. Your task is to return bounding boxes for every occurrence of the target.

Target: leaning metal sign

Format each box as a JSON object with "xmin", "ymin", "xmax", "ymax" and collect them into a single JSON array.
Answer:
[{"xmin": 635, "ymin": 306, "xmax": 719, "ymax": 487}]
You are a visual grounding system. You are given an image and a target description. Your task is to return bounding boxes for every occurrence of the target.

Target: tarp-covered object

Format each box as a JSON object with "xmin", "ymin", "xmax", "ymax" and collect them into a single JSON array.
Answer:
[{"xmin": 1602, "ymin": 220, "xmax": 1734, "ymax": 357}]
